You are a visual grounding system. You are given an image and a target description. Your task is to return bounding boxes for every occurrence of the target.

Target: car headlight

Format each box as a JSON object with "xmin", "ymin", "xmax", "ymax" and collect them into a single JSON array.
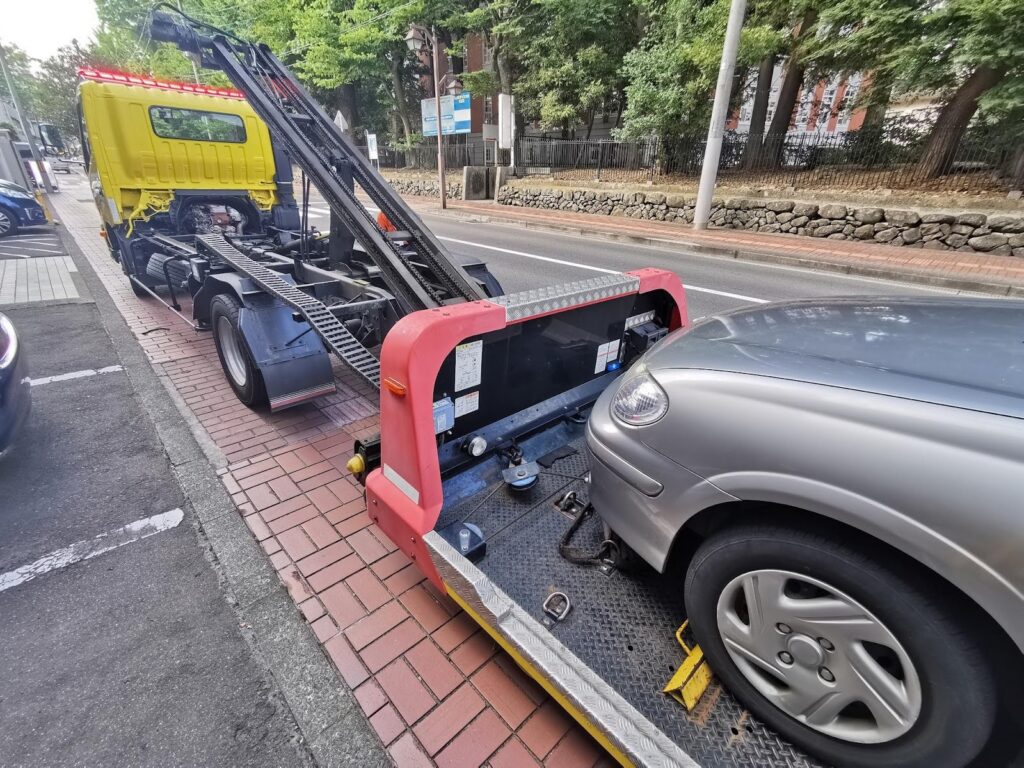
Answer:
[
  {"xmin": 5, "ymin": 189, "xmax": 33, "ymax": 200},
  {"xmin": 611, "ymin": 369, "xmax": 668, "ymax": 426}
]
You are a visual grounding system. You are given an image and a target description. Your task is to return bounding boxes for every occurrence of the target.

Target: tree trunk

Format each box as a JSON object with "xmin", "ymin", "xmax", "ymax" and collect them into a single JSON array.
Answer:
[
  {"xmin": 1001, "ymin": 144, "xmax": 1024, "ymax": 188},
  {"xmin": 760, "ymin": 9, "xmax": 817, "ymax": 168},
  {"xmin": 860, "ymin": 72, "xmax": 892, "ymax": 132},
  {"xmin": 742, "ymin": 55, "xmax": 774, "ymax": 169},
  {"xmin": 389, "ymin": 53, "xmax": 414, "ymax": 141},
  {"xmin": 916, "ymin": 66, "xmax": 1005, "ymax": 179},
  {"xmin": 338, "ymin": 83, "xmax": 360, "ymax": 133},
  {"xmin": 585, "ymin": 108, "xmax": 595, "ymax": 140}
]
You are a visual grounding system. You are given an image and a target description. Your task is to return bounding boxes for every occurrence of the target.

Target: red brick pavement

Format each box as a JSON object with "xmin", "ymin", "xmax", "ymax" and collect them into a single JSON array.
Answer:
[
  {"xmin": 403, "ymin": 195, "xmax": 1024, "ymax": 294},
  {"xmin": 54, "ymin": 194, "xmax": 612, "ymax": 767}
]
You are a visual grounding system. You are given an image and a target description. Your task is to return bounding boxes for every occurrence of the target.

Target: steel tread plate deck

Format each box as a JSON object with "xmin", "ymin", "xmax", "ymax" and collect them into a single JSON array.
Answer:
[
  {"xmin": 426, "ymin": 531, "xmax": 696, "ymax": 768},
  {"xmin": 195, "ymin": 234, "xmax": 381, "ymax": 387},
  {"xmin": 435, "ymin": 430, "xmax": 820, "ymax": 768}
]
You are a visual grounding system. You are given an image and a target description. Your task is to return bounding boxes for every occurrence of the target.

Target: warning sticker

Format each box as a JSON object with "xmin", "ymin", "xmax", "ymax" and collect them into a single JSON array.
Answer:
[
  {"xmin": 454, "ymin": 391, "xmax": 479, "ymax": 418},
  {"xmin": 454, "ymin": 340, "xmax": 483, "ymax": 391},
  {"xmin": 594, "ymin": 338, "xmax": 622, "ymax": 374}
]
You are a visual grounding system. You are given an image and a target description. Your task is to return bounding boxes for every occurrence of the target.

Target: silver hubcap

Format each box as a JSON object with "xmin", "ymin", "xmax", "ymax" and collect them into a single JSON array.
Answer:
[
  {"xmin": 0, "ymin": 211, "xmax": 11, "ymax": 234},
  {"xmin": 216, "ymin": 315, "xmax": 248, "ymax": 387},
  {"xmin": 716, "ymin": 569, "xmax": 921, "ymax": 743}
]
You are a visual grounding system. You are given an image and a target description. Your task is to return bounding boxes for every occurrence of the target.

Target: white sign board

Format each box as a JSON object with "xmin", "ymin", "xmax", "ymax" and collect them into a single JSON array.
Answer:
[
  {"xmin": 366, "ymin": 133, "xmax": 379, "ymax": 160},
  {"xmin": 498, "ymin": 93, "xmax": 515, "ymax": 149},
  {"xmin": 421, "ymin": 93, "xmax": 472, "ymax": 137}
]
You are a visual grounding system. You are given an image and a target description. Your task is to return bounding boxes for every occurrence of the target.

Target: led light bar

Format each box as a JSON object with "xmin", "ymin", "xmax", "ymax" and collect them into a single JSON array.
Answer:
[{"xmin": 76, "ymin": 67, "xmax": 245, "ymax": 100}]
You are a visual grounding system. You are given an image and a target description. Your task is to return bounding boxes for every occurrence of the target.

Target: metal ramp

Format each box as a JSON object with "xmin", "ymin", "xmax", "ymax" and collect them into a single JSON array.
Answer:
[
  {"xmin": 148, "ymin": 10, "xmax": 488, "ymax": 314},
  {"xmin": 196, "ymin": 234, "xmax": 381, "ymax": 387}
]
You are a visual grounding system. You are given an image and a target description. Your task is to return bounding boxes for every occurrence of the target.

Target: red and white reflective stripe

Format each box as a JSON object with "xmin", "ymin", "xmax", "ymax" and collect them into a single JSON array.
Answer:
[
  {"xmin": 77, "ymin": 67, "xmax": 246, "ymax": 100},
  {"xmin": 269, "ymin": 382, "xmax": 337, "ymax": 411}
]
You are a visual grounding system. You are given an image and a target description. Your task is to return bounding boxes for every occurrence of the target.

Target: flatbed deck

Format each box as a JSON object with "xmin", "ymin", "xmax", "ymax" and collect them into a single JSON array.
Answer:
[{"xmin": 436, "ymin": 421, "xmax": 819, "ymax": 767}]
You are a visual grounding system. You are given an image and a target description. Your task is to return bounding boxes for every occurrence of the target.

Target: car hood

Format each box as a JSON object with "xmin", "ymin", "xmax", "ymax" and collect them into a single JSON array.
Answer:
[{"xmin": 643, "ymin": 297, "xmax": 1024, "ymax": 419}]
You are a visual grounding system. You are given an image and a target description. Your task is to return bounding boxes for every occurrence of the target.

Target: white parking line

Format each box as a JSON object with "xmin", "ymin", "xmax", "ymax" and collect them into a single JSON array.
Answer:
[
  {"xmin": 29, "ymin": 365, "xmax": 124, "ymax": 387},
  {"xmin": 0, "ymin": 508, "xmax": 185, "ymax": 593},
  {"xmin": 437, "ymin": 236, "xmax": 768, "ymax": 304}
]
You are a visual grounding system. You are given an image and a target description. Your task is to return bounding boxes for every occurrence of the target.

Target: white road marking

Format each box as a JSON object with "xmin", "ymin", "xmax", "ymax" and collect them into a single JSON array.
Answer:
[
  {"xmin": 437, "ymin": 236, "xmax": 769, "ymax": 304},
  {"xmin": 305, "ymin": 206, "xmax": 331, "ymax": 215},
  {"xmin": 0, "ymin": 248, "xmax": 64, "ymax": 256},
  {"xmin": 0, "ymin": 508, "xmax": 185, "ymax": 593},
  {"xmin": 29, "ymin": 364, "xmax": 124, "ymax": 387}
]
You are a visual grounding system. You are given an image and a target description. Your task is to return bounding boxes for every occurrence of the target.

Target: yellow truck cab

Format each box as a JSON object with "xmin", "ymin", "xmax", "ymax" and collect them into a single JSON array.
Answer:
[{"xmin": 76, "ymin": 67, "xmax": 299, "ymax": 294}]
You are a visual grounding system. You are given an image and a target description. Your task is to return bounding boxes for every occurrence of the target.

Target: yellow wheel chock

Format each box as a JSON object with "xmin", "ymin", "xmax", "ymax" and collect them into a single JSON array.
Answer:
[{"xmin": 663, "ymin": 621, "xmax": 713, "ymax": 711}]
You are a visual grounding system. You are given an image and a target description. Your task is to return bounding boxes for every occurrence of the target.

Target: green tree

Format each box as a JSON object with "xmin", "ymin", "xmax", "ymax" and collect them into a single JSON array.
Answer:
[
  {"xmin": 514, "ymin": 0, "xmax": 640, "ymax": 135},
  {"xmin": 618, "ymin": 0, "xmax": 781, "ymax": 139}
]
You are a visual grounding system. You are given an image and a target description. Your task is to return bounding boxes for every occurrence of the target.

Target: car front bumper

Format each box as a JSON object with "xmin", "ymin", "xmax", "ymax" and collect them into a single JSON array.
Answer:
[
  {"xmin": 585, "ymin": 383, "xmax": 735, "ymax": 572},
  {"xmin": 0, "ymin": 342, "xmax": 31, "ymax": 455}
]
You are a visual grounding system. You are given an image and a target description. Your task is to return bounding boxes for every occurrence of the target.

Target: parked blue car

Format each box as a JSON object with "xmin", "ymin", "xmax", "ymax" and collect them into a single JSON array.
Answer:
[
  {"xmin": 0, "ymin": 313, "xmax": 30, "ymax": 457},
  {"xmin": 0, "ymin": 179, "xmax": 47, "ymax": 237}
]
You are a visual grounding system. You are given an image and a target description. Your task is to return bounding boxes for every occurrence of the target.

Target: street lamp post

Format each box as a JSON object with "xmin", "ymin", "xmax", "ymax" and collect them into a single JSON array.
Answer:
[
  {"xmin": 405, "ymin": 26, "xmax": 462, "ymax": 210},
  {"xmin": 430, "ymin": 26, "xmax": 447, "ymax": 209}
]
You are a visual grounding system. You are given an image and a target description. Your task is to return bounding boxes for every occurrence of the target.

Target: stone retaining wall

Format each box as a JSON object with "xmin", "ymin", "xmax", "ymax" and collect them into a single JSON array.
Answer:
[
  {"xmin": 493, "ymin": 186, "xmax": 1024, "ymax": 257},
  {"xmin": 385, "ymin": 177, "xmax": 462, "ymax": 200}
]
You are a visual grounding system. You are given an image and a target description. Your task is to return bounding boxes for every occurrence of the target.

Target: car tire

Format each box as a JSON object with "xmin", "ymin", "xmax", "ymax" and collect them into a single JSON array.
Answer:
[
  {"xmin": 684, "ymin": 523, "xmax": 997, "ymax": 768},
  {"xmin": 0, "ymin": 207, "xmax": 18, "ymax": 238},
  {"xmin": 210, "ymin": 293, "xmax": 267, "ymax": 408}
]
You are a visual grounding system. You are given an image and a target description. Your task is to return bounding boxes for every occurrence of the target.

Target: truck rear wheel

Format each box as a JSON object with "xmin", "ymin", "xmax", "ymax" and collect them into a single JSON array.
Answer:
[
  {"xmin": 684, "ymin": 523, "xmax": 997, "ymax": 768},
  {"xmin": 210, "ymin": 294, "xmax": 267, "ymax": 407}
]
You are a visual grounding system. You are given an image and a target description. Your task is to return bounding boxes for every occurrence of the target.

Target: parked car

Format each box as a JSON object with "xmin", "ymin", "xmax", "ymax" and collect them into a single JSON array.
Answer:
[
  {"xmin": 0, "ymin": 312, "xmax": 30, "ymax": 457},
  {"xmin": 0, "ymin": 179, "xmax": 47, "ymax": 237},
  {"xmin": 587, "ymin": 297, "xmax": 1024, "ymax": 768}
]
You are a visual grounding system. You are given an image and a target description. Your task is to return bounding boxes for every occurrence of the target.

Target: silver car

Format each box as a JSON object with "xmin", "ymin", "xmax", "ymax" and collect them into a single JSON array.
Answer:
[{"xmin": 586, "ymin": 297, "xmax": 1024, "ymax": 768}]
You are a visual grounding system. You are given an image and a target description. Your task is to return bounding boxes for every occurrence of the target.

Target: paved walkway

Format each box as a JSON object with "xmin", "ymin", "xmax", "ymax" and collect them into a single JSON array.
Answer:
[
  {"xmin": 51, "ymin": 185, "xmax": 609, "ymax": 768},
  {"xmin": 0, "ymin": 228, "xmax": 81, "ymax": 305},
  {"xmin": 402, "ymin": 196, "xmax": 1024, "ymax": 296}
]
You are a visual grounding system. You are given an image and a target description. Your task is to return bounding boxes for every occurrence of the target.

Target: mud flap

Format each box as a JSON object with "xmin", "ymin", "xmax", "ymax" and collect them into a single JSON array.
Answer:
[{"xmin": 237, "ymin": 302, "xmax": 336, "ymax": 410}]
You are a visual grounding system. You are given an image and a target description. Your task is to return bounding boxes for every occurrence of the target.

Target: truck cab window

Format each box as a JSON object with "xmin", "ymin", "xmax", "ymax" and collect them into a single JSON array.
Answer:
[{"xmin": 149, "ymin": 106, "xmax": 246, "ymax": 143}]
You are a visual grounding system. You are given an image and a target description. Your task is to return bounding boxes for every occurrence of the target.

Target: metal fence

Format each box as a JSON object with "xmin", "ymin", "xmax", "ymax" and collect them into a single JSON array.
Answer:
[
  {"xmin": 354, "ymin": 140, "xmax": 509, "ymax": 171},
  {"xmin": 361, "ymin": 129, "xmax": 1022, "ymax": 193}
]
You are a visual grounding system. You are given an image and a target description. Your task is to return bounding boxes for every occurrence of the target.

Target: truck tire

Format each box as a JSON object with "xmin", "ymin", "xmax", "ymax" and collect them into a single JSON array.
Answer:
[
  {"xmin": 684, "ymin": 523, "xmax": 997, "ymax": 768},
  {"xmin": 210, "ymin": 293, "xmax": 268, "ymax": 407}
]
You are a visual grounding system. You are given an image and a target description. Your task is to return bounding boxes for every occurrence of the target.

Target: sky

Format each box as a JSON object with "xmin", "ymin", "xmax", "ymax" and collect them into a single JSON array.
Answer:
[{"xmin": 4, "ymin": 0, "xmax": 100, "ymax": 60}]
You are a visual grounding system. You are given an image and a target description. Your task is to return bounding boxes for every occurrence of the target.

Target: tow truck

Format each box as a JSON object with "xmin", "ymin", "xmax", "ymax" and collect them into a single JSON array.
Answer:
[
  {"xmin": 78, "ymin": 37, "xmax": 500, "ymax": 412},
  {"xmin": 110, "ymin": 8, "xmax": 851, "ymax": 767}
]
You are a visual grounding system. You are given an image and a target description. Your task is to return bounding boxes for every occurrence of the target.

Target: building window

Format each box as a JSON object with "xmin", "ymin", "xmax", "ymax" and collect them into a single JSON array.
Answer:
[{"xmin": 484, "ymin": 95, "xmax": 493, "ymax": 123}]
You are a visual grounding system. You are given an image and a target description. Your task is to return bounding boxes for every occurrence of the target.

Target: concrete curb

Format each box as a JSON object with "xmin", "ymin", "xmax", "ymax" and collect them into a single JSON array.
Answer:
[
  {"xmin": 428, "ymin": 207, "xmax": 1024, "ymax": 298},
  {"xmin": 54, "ymin": 223, "xmax": 389, "ymax": 768}
]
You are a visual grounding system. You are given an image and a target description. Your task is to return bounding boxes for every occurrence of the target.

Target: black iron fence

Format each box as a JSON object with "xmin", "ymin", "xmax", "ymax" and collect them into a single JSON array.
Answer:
[
  {"xmin": 354, "ymin": 140, "xmax": 509, "ymax": 171},
  {"xmin": 360, "ymin": 129, "xmax": 1023, "ymax": 193}
]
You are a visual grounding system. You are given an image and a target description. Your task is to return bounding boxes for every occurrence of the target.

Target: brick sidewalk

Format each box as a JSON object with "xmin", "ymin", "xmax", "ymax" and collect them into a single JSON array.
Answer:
[
  {"xmin": 406, "ymin": 196, "xmax": 1024, "ymax": 296},
  {"xmin": 51, "ymin": 192, "xmax": 610, "ymax": 768}
]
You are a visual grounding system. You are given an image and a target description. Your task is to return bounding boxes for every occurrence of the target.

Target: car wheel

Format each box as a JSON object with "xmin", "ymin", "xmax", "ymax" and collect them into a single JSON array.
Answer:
[
  {"xmin": 210, "ymin": 293, "xmax": 267, "ymax": 407},
  {"xmin": 684, "ymin": 523, "xmax": 997, "ymax": 768},
  {"xmin": 0, "ymin": 208, "xmax": 18, "ymax": 237}
]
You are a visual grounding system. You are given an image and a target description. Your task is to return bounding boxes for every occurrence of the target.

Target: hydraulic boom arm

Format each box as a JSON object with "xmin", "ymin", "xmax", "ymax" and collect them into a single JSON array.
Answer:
[{"xmin": 147, "ymin": 8, "xmax": 488, "ymax": 313}]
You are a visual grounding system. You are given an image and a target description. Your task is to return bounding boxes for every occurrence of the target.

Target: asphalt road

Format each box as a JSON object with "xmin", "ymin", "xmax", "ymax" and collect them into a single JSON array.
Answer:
[
  {"xmin": 302, "ymin": 199, "xmax": 957, "ymax": 316},
  {"xmin": 0, "ymin": 237, "xmax": 312, "ymax": 767}
]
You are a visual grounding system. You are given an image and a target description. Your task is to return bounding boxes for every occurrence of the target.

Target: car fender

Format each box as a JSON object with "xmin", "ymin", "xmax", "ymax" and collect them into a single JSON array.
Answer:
[{"xmin": 703, "ymin": 470, "xmax": 1024, "ymax": 654}]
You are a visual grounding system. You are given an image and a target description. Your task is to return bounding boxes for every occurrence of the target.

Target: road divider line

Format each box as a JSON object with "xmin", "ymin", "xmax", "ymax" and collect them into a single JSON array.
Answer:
[
  {"xmin": 0, "ymin": 508, "xmax": 185, "ymax": 593},
  {"xmin": 29, "ymin": 364, "xmax": 124, "ymax": 387},
  {"xmin": 437, "ymin": 236, "xmax": 768, "ymax": 304}
]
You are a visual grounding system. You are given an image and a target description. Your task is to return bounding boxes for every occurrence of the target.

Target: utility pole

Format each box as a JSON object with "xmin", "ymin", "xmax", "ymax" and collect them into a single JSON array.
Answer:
[
  {"xmin": 431, "ymin": 27, "xmax": 447, "ymax": 210},
  {"xmin": 693, "ymin": 0, "xmax": 746, "ymax": 230},
  {"xmin": 0, "ymin": 42, "xmax": 54, "ymax": 193}
]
